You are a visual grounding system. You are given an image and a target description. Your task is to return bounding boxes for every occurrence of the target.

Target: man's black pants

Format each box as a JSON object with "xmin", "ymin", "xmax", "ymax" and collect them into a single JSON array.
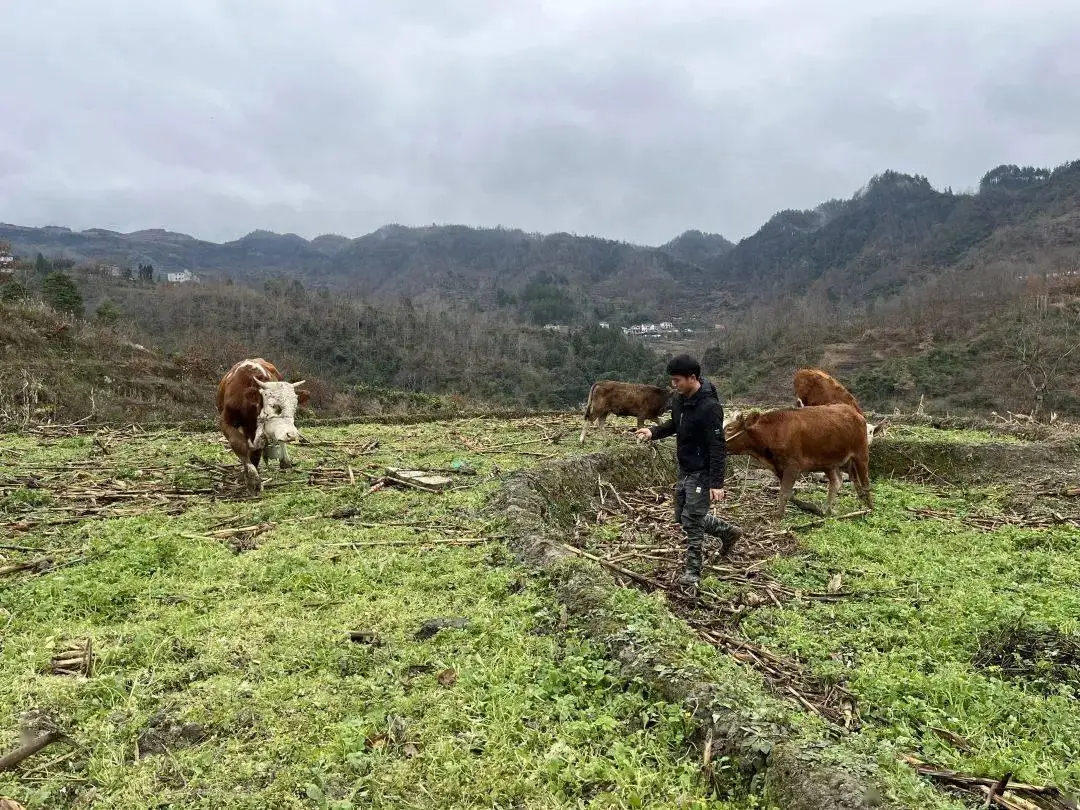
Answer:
[{"xmin": 674, "ymin": 471, "xmax": 741, "ymax": 574}]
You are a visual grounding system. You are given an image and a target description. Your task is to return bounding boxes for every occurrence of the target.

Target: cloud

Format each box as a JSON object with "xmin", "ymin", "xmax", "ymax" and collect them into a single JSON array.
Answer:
[{"xmin": 3, "ymin": 0, "xmax": 1080, "ymax": 245}]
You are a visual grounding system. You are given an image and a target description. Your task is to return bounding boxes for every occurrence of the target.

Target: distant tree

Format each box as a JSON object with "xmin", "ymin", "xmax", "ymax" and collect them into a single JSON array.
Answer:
[
  {"xmin": 35, "ymin": 252, "xmax": 50, "ymax": 275},
  {"xmin": 96, "ymin": 300, "xmax": 122, "ymax": 326},
  {"xmin": 42, "ymin": 272, "xmax": 84, "ymax": 317},
  {"xmin": 137, "ymin": 263, "xmax": 154, "ymax": 282},
  {"xmin": 1004, "ymin": 294, "xmax": 1080, "ymax": 418},
  {"xmin": 122, "ymin": 265, "xmax": 134, "ymax": 281},
  {"xmin": 980, "ymin": 164, "xmax": 1051, "ymax": 193}
]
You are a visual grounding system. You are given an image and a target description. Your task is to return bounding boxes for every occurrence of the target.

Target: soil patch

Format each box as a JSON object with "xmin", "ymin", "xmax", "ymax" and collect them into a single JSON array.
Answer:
[
  {"xmin": 135, "ymin": 712, "xmax": 211, "ymax": 759},
  {"xmin": 974, "ymin": 624, "xmax": 1080, "ymax": 696}
]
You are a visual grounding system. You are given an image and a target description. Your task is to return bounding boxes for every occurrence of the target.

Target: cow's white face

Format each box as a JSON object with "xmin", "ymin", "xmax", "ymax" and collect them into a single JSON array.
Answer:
[
  {"xmin": 724, "ymin": 409, "xmax": 741, "ymax": 428},
  {"xmin": 867, "ymin": 421, "xmax": 888, "ymax": 444},
  {"xmin": 256, "ymin": 379, "xmax": 304, "ymax": 444}
]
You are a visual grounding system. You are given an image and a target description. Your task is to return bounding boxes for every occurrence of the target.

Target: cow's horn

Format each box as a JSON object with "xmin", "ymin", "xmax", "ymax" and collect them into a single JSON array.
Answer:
[
  {"xmin": 291, "ymin": 380, "xmax": 306, "ymax": 388},
  {"xmin": 254, "ymin": 377, "xmax": 269, "ymax": 388}
]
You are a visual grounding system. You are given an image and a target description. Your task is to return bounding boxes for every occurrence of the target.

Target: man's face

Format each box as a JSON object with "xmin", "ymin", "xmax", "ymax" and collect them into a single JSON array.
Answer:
[{"xmin": 670, "ymin": 374, "xmax": 699, "ymax": 397}]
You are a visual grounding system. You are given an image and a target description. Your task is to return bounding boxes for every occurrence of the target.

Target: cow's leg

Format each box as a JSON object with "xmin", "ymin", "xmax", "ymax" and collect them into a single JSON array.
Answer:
[
  {"xmin": 851, "ymin": 454, "xmax": 874, "ymax": 510},
  {"xmin": 824, "ymin": 468, "xmax": 843, "ymax": 514},
  {"xmin": 775, "ymin": 468, "xmax": 799, "ymax": 519},
  {"xmin": 580, "ymin": 413, "xmax": 603, "ymax": 444},
  {"xmin": 222, "ymin": 422, "xmax": 262, "ymax": 493},
  {"xmin": 278, "ymin": 442, "xmax": 294, "ymax": 470}
]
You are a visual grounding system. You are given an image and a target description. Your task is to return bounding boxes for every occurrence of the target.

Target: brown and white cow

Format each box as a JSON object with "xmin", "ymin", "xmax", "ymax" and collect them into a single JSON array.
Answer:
[
  {"xmin": 724, "ymin": 403, "xmax": 873, "ymax": 518},
  {"xmin": 580, "ymin": 380, "xmax": 672, "ymax": 444},
  {"xmin": 793, "ymin": 368, "xmax": 888, "ymax": 443},
  {"xmin": 216, "ymin": 358, "xmax": 310, "ymax": 493}
]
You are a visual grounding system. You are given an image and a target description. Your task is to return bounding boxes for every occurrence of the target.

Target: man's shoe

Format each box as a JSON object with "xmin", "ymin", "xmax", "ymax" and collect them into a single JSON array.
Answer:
[
  {"xmin": 720, "ymin": 526, "xmax": 743, "ymax": 555},
  {"xmin": 677, "ymin": 569, "xmax": 700, "ymax": 589}
]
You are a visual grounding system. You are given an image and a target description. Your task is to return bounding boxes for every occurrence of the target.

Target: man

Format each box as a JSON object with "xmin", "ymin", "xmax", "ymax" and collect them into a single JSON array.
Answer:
[{"xmin": 635, "ymin": 354, "xmax": 742, "ymax": 589}]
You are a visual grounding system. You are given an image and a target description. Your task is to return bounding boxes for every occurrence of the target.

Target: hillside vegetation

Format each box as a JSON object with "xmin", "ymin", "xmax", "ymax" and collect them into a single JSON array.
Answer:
[
  {"xmin": 0, "ymin": 279, "xmax": 664, "ymax": 426},
  {"xmin": 5, "ymin": 158, "xmax": 1080, "ymax": 420}
]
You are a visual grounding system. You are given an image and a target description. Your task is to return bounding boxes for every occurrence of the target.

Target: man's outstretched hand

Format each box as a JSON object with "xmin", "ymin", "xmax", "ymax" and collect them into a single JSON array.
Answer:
[{"xmin": 634, "ymin": 428, "xmax": 653, "ymax": 442}]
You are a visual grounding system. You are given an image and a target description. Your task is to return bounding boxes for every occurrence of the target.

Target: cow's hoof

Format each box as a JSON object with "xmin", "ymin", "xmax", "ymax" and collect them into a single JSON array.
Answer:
[{"xmin": 243, "ymin": 464, "xmax": 262, "ymax": 494}]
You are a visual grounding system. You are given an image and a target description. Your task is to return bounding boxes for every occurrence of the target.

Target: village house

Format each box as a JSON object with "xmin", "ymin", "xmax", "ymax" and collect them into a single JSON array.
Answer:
[{"xmin": 166, "ymin": 269, "xmax": 197, "ymax": 284}]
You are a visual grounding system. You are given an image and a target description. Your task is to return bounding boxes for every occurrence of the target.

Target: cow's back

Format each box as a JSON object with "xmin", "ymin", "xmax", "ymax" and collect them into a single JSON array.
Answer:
[
  {"xmin": 217, "ymin": 358, "xmax": 283, "ymax": 414},
  {"xmin": 794, "ymin": 368, "xmax": 862, "ymax": 414},
  {"xmin": 591, "ymin": 380, "xmax": 668, "ymax": 417}
]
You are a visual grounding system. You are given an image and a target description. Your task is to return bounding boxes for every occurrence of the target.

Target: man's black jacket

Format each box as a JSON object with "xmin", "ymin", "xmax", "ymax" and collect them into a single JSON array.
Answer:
[{"xmin": 648, "ymin": 377, "xmax": 726, "ymax": 488}]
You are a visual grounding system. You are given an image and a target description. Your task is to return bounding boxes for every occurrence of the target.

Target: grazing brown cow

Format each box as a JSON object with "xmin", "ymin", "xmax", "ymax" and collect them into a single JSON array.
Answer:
[
  {"xmin": 580, "ymin": 380, "xmax": 672, "ymax": 444},
  {"xmin": 793, "ymin": 368, "xmax": 887, "ymax": 443},
  {"xmin": 724, "ymin": 403, "xmax": 873, "ymax": 518},
  {"xmin": 216, "ymin": 358, "xmax": 310, "ymax": 493}
]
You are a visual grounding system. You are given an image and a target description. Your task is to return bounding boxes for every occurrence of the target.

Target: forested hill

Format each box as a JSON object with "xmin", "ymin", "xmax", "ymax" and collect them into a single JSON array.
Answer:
[
  {"xmin": 5, "ymin": 161, "xmax": 1080, "ymax": 325},
  {"xmin": 5, "ymin": 158, "xmax": 1080, "ymax": 423},
  {"xmin": 703, "ymin": 162, "xmax": 1080, "ymax": 309},
  {"xmin": 0, "ymin": 223, "xmax": 710, "ymax": 321}
]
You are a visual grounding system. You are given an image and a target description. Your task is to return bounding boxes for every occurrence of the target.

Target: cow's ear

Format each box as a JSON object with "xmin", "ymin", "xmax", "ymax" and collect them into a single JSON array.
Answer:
[
  {"xmin": 244, "ymin": 388, "xmax": 262, "ymax": 408},
  {"xmin": 296, "ymin": 389, "xmax": 311, "ymax": 407}
]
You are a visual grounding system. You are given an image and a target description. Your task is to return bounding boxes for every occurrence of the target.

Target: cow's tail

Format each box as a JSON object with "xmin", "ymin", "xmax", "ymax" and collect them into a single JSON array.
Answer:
[
  {"xmin": 583, "ymin": 382, "xmax": 599, "ymax": 420},
  {"xmin": 580, "ymin": 382, "xmax": 599, "ymax": 444}
]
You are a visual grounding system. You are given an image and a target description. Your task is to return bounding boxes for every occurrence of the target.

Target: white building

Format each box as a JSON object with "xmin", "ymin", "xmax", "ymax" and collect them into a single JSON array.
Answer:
[
  {"xmin": 0, "ymin": 253, "xmax": 14, "ymax": 275},
  {"xmin": 166, "ymin": 269, "xmax": 197, "ymax": 283}
]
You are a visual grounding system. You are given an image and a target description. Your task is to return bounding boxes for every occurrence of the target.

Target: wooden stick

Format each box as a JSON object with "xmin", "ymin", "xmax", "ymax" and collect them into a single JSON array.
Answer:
[
  {"xmin": 558, "ymin": 542, "xmax": 668, "ymax": 590},
  {"xmin": 0, "ymin": 731, "xmax": 63, "ymax": 772},
  {"xmin": 330, "ymin": 537, "xmax": 495, "ymax": 548},
  {"xmin": 0, "ymin": 558, "xmax": 50, "ymax": 576},
  {"xmin": 790, "ymin": 497, "xmax": 827, "ymax": 517},
  {"xmin": 984, "ymin": 773, "xmax": 1012, "ymax": 809},
  {"xmin": 481, "ymin": 435, "xmax": 556, "ymax": 452},
  {"xmin": 791, "ymin": 510, "xmax": 871, "ymax": 531}
]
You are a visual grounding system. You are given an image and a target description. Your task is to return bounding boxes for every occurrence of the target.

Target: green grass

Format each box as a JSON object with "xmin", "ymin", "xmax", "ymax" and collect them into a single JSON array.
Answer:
[
  {"xmin": 741, "ymin": 479, "xmax": 1080, "ymax": 796},
  {"xmin": 8, "ymin": 414, "xmax": 1070, "ymax": 809},
  {"xmin": 0, "ymin": 415, "xmax": 751, "ymax": 810},
  {"xmin": 882, "ymin": 423, "xmax": 1024, "ymax": 445},
  {"xmin": 570, "ymin": 421, "xmax": 1078, "ymax": 808}
]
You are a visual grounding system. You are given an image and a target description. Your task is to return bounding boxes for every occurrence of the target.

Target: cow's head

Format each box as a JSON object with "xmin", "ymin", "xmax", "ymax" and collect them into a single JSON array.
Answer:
[
  {"xmin": 723, "ymin": 409, "xmax": 763, "ymax": 454},
  {"xmin": 253, "ymin": 378, "xmax": 310, "ymax": 444},
  {"xmin": 866, "ymin": 419, "xmax": 889, "ymax": 444}
]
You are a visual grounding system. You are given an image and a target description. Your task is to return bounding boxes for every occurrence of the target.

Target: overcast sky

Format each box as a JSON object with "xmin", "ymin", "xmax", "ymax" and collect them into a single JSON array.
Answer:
[{"xmin": 3, "ymin": 0, "xmax": 1079, "ymax": 246}]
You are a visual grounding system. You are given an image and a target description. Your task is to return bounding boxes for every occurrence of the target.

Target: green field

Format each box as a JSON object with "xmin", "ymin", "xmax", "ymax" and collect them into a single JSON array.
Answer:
[
  {"xmin": 3, "ymin": 414, "xmax": 1078, "ymax": 809},
  {"xmin": 1, "ymin": 416, "xmax": 750, "ymax": 809}
]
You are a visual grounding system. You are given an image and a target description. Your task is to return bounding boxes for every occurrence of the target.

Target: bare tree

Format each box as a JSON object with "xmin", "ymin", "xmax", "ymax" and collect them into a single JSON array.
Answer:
[{"xmin": 1004, "ymin": 294, "xmax": 1080, "ymax": 418}]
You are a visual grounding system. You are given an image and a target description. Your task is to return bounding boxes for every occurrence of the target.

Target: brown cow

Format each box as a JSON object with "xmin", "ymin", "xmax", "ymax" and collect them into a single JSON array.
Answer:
[
  {"xmin": 793, "ymin": 368, "xmax": 888, "ymax": 443},
  {"xmin": 580, "ymin": 380, "xmax": 672, "ymax": 444},
  {"xmin": 216, "ymin": 358, "xmax": 310, "ymax": 493},
  {"xmin": 724, "ymin": 403, "xmax": 873, "ymax": 518}
]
